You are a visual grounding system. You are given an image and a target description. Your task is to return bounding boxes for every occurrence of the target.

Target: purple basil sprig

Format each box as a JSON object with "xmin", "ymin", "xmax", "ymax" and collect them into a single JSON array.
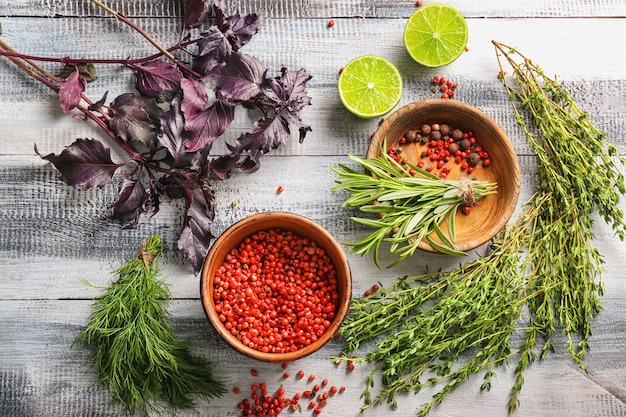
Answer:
[{"xmin": 14, "ymin": 0, "xmax": 313, "ymax": 271}]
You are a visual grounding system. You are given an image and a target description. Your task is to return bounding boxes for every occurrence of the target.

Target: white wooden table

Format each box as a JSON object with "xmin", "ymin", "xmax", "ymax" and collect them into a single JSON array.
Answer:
[{"xmin": 1, "ymin": 1, "xmax": 625, "ymax": 416}]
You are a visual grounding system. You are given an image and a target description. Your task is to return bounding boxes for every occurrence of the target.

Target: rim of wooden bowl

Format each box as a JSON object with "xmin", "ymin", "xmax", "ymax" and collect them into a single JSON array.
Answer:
[
  {"xmin": 367, "ymin": 99, "xmax": 521, "ymax": 253},
  {"xmin": 200, "ymin": 211, "xmax": 352, "ymax": 362}
]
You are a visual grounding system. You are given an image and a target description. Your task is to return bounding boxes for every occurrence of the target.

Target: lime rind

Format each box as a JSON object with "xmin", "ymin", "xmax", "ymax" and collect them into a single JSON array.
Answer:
[
  {"xmin": 404, "ymin": 3, "xmax": 468, "ymax": 68},
  {"xmin": 338, "ymin": 55, "xmax": 403, "ymax": 119}
]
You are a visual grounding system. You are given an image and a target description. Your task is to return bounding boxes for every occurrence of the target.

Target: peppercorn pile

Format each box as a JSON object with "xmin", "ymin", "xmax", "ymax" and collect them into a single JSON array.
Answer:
[
  {"xmin": 213, "ymin": 228, "xmax": 339, "ymax": 354},
  {"xmin": 395, "ymin": 122, "xmax": 491, "ymax": 179}
]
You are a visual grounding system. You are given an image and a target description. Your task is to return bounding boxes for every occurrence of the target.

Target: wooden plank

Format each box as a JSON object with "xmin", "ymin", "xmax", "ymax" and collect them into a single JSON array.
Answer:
[
  {"xmin": 1, "ymin": 18, "xmax": 626, "ymax": 157},
  {"xmin": 1, "ymin": 0, "xmax": 625, "ymax": 18},
  {"xmin": 1, "ymin": 154, "xmax": 625, "ymax": 301},
  {"xmin": 0, "ymin": 298, "xmax": 625, "ymax": 416},
  {"xmin": 1, "ymin": 2, "xmax": 626, "ymax": 417}
]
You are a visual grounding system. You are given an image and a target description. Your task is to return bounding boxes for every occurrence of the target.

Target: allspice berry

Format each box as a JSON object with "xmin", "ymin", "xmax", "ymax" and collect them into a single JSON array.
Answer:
[
  {"xmin": 439, "ymin": 124, "xmax": 450, "ymax": 136},
  {"xmin": 430, "ymin": 130, "xmax": 442, "ymax": 141},
  {"xmin": 467, "ymin": 152, "xmax": 481, "ymax": 167},
  {"xmin": 452, "ymin": 128, "xmax": 464, "ymax": 141},
  {"xmin": 421, "ymin": 124, "xmax": 432, "ymax": 135},
  {"xmin": 459, "ymin": 138, "xmax": 471, "ymax": 151},
  {"xmin": 448, "ymin": 142, "xmax": 459, "ymax": 154},
  {"xmin": 405, "ymin": 130, "xmax": 418, "ymax": 142}
]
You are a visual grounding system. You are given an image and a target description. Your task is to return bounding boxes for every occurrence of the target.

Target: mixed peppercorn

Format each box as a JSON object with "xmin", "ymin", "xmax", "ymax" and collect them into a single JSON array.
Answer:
[
  {"xmin": 387, "ymin": 122, "xmax": 491, "ymax": 179},
  {"xmin": 213, "ymin": 228, "xmax": 339, "ymax": 354},
  {"xmin": 385, "ymin": 122, "xmax": 492, "ymax": 216}
]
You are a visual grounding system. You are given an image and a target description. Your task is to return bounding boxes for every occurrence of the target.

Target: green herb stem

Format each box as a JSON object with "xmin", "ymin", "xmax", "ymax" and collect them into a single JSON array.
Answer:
[{"xmin": 332, "ymin": 146, "xmax": 497, "ymax": 267}]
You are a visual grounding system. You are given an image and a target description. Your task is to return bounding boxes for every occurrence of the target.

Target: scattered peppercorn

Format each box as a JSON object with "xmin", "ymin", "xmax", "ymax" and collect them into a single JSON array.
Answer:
[
  {"xmin": 327, "ymin": 19, "xmax": 335, "ymax": 27},
  {"xmin": 234, "ymin": 365, "xmax": 346, "ymax": 417},
  {"xmin": 430, "ymin": 76, "xmax": 459, "ymax": 99}
]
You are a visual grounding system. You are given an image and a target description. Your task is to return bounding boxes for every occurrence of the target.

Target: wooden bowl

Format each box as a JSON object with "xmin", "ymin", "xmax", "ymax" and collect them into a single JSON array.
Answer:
[
  {"xmin": 200, "ymin": 212, "xmax": 352, "ymax": 362},
  {"xmin": 367, "ymin": 99, "xmax": 521, "ymax": 253}
]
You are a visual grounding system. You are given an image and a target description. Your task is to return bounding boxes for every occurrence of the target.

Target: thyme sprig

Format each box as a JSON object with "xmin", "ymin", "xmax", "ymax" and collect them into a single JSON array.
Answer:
[
  {"xmin": 73, "ymin": 235, "xmax": 225, "ymax": 416},
  {"xmin": 336, "ymin": 196, "xmax": 545, "ymax": 416},
  {"xmin": 332, "ymin": 145, "xmax": 497, "ymax": 267},
  {"xmin": 336, "ymin": 43, "xmax": 626, "ymax": 416}
]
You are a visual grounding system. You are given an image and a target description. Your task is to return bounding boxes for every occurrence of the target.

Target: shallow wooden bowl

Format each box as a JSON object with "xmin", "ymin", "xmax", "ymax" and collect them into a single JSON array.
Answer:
[
  {"xmin": 200, "ymin": 212, "xmax": 352, "ymax": 362},
  {"xmin": 367, "ymin": 99, "xmax": 521, "ymax": 253}
]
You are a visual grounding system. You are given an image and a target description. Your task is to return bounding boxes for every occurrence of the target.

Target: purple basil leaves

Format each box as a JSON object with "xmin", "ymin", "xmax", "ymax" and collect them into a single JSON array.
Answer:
[
  {"xmin": 209, "ymin": 115, "xmax": 290, "ymax": 179},
  {"xmin": 180, "ymin": 78, "xmax": 235, "ymax": 152},
  {"xmin": 35, "ymin": 139, "xmax": 121, "ymax": 188},
  {"xmin": 263, "ymin": 67, "xmax": 313, "ymax": 142},
  {"xmin": 35, "ymin": 0, "xmax": 312, "ymax": 272},
  {"xmin": 178, "ymin": 187, "xmax": 215, "ymax": 272},
  {"xmin": 58, "ymin": 67, "xmax": 86, "ymax": 112},
  {"xmin": 193, "ymin": 26, "xmax": 233, "ymax": 75},
  {"xmin": 112, "ymin": 178, "xmax": 148, "ymax": 228},
  {"xmin": 108, "ymin": 93, "xmax": 163, "ymax": 146},
  {"xmin": 183, "ymin": 0, "xmax": 207, "ymax": 28},
  {"xmin": 212, "ymin": 0, "xmax": 262, "ymax": 51},
  {"xmin": 208, "ymin": 52, "xmax": 266, "ymax": 101},
  {"xmin": 133, "ymin": 60, "xmax": 183, "ymax": 102}
]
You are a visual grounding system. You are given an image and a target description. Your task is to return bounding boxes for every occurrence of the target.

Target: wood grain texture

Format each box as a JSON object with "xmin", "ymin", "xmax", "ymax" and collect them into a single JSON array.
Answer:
[
  {"xmin": 1, "ymin": 1, "xmax": 626, "ymax": 416},
  {"xmin": 1, "ymin": 0, "xmax": 625, "ymax": 18}
]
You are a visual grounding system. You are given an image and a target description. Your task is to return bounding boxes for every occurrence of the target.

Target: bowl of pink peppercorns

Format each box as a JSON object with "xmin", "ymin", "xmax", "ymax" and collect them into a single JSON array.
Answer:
[
  {"xmin": 367, "ymin": 98, "xmax": 521, "ymax": 253},
  {"xmin": 200, "ymin": 211, "xmax": 352, "ymax": 362}
]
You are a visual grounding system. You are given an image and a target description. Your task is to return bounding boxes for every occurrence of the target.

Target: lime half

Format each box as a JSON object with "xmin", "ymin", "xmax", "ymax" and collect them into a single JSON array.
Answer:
[
  {"xmin": 404, "ymin": 3, "xmax": 468, "ymax": 68},
  {"xmin": 338, "ymin": 55, "xmax": 403, "ymax": 119}
]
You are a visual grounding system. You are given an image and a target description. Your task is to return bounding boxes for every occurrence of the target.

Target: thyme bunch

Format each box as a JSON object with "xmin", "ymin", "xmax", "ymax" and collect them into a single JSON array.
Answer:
[
  {"xmin": 337, "ymin": 198, "xmax": 545, "ymax": 416},
  {"xmin": 73, "ymin": 236, "xmax": 225, "ymax": 416},
  {"xmin": 494, "ymin": 40, "xmax": 626, "ymax": 411},
  {"xmin": 336, "ymin": 44, "xmax": 626, "ymax": 416},
  {"xmin": 332, "ymin": 147, "xmax": 497, "ymax": 267}
]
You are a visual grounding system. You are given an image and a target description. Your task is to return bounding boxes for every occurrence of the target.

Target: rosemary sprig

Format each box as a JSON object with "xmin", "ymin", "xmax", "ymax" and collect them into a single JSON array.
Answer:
[
  {"xmin": 73, "ymin": 235, "xmax": 225, "ymax": 416},
  {"xmin": 332, "ymin": 145, "xmax": 497, "ymax": 267},
  {"xmin": 336, "ymin": 44, "xmax": 626, "ymax": 416}
]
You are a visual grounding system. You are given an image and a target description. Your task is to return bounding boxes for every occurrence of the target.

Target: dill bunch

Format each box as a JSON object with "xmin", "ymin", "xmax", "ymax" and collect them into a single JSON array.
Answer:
[{"xmin": 73, "ymin": 235, "xmax": 225, "ymax": 416}]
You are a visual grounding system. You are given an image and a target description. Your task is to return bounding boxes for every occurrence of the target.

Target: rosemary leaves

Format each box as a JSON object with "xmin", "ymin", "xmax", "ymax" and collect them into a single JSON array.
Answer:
[
  {"xmin": 336, "ymin": 44, "xmax": 626, "ymax": 417},
  {"xmin": 332, "ymin": 146, "xmax": 497, "ymax": 267},
  {"xmin": 73, "ymin": 236, "xmax": 225, "ymax": 416}
]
